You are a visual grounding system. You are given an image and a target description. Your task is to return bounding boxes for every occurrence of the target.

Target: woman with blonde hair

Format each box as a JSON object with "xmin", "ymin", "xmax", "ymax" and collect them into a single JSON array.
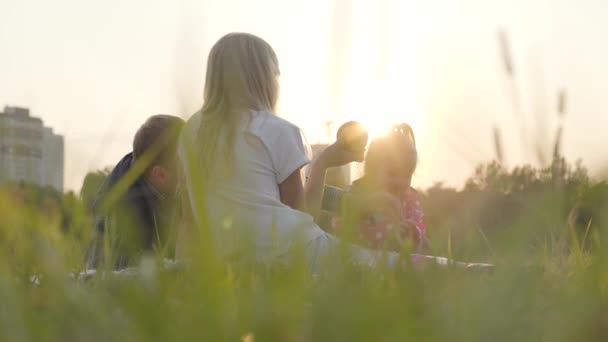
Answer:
[{"xmin": 178, "ymin": 33, "xmax": 398, "ymax": 271}]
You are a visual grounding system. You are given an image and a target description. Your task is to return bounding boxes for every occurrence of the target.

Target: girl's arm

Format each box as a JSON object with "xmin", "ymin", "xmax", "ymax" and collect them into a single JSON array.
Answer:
[
  {"xmin": 300, "ymin": 153, "xmax": 330, "ymax": 219},
  {"xmin": 279, "ymin": 143, "xmax": 363, "ymax": 219}
]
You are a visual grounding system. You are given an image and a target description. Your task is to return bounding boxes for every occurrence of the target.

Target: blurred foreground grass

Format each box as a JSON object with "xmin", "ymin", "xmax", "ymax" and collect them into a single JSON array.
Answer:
[{"xmin": 1, "ymin": 158, "xmax": 608, "ymax": 341}]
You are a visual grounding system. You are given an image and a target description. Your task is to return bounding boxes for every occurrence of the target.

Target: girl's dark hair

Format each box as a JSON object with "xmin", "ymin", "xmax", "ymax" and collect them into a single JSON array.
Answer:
[{"xmin": 364, "ymin": 123, "xmax": 418, "ymax": 181}]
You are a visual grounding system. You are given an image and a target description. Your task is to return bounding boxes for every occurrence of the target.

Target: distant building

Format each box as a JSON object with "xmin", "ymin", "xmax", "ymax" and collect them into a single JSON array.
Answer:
[{"xmin": 0, "ymin": 106, "xmax": 64, "ymax": 191}]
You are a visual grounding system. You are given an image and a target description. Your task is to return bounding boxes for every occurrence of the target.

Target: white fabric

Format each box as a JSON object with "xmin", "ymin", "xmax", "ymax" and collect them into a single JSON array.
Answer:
[
  {"xmin": 301, "ymin": 234, "xmax": 400, "ymax": 274},
  {"xmin": 179, "ymin": 110, "xmax": 326, "ymax": 262}
]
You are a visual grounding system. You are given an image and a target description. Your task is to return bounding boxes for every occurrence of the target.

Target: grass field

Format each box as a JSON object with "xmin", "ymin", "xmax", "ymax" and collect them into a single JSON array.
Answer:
[{"xmin": 1, "ymin": 156, "xmax": 607, "ymax": 342}]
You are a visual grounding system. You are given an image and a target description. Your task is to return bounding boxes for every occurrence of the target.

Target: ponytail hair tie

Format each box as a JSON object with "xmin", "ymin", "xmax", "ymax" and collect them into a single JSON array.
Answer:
[{"xmin": 391, "ymin": 123, "xmax": 416, "ymax": 149}]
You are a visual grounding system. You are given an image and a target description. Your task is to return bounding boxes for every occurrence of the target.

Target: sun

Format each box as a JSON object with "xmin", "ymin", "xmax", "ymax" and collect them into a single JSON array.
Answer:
[
  {"xmin": 358, "ymin": 117, "xmax": 393, "ymax": 140},
  {"xmin": 335, "ymin": 101, "xmax": 423, "ymax": 143},
  {"xmin": 333, "ymin": 44, "xmax": 423, "ymax": 142},
  {"xmin": 326, "ymin": 0, "xmax": 426, "ymax": 144}
]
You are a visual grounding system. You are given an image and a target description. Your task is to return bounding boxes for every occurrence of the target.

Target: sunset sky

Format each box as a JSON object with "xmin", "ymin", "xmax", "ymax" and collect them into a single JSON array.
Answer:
[{"xmin": 1, "ymin": 0, "xmax": 607, "ymax": 191}]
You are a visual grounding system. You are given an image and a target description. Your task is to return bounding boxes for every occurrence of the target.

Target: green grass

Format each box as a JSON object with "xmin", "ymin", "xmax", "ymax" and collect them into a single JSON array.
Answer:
[{"xmin": 2, "ymin": 160, "xmax": 608, "ymax": 342}]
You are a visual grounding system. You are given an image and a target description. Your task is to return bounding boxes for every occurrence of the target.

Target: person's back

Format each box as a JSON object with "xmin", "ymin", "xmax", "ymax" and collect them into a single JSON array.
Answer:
[{"xmin": 181, "ymin": 110, "xmax": 323, "ymax": 261}]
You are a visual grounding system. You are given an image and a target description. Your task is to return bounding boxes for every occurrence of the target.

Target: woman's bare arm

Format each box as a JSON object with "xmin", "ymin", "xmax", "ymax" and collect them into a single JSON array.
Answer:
[{"xmin": 279, "ymin": 169, "xmax": 305, "ymax": 210}]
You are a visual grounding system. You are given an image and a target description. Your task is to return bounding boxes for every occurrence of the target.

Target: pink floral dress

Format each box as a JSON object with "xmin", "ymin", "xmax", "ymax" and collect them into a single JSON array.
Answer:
[{"xmin": 330, "ymin": 186, "xmax": 426, "ymax": 249}]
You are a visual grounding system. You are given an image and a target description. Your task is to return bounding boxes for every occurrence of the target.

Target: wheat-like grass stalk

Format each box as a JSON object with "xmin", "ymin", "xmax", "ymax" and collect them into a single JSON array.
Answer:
[
  {"xmin": 497, "ymin": 30, "xmax": 514, "ymax": 77},
  {"xmin": 557, "ymin": 89, "xmax": 567, "ymax": 118},
  {"xmin": 493, "ymin": 125, "xmax": 504, "ymax": 164},
  {"xmin": 553, "ymin": 125, "xmax": 563, "ymax": 159},
  {"xmin": 497, "ymin": 29, "xmax": 531, "ymax": 161},
  {"xmin": 553, "ymin": 89, "xmax": 567, "ymax": 159}
]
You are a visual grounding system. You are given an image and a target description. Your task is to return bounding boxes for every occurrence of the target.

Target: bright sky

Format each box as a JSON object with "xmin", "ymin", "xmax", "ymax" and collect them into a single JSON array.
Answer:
[{"xmin": 1, "ymin": 0, "xmax": 607, "ymax": 191}]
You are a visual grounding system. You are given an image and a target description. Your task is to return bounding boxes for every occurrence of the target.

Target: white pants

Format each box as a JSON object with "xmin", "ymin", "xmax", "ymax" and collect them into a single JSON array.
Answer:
[{"xmin": 302, "ymin": 233, "xmax": 400, "ymax": 274}]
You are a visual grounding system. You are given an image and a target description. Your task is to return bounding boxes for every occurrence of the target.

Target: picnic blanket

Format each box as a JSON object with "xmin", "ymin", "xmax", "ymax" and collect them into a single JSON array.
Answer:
[{"xmin": 76, "ymin": 256, "xmax": 494, "ymax": 281}]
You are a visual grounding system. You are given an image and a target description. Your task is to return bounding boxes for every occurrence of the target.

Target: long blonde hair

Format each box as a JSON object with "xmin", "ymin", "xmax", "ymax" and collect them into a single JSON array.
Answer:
[{"xmin": 196, "ymin": 33, "xmax": 280, "ymax": 182}]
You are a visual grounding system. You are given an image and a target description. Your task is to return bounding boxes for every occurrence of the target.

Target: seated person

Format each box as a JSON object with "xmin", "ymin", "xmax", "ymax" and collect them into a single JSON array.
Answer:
[
  {"xmin": 86, "ymin": 115, "xmax": 185, "ymax": 269},
  {"xmin": 321, "ymin": 123, "xmax": 427, "ymax": 251}
]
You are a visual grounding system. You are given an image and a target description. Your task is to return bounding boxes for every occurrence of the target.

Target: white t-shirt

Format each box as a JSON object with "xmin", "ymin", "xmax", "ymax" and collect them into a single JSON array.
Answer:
[{"xmin": 179, "ymin": 110, "xmax": 327, "ymax": 262}]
